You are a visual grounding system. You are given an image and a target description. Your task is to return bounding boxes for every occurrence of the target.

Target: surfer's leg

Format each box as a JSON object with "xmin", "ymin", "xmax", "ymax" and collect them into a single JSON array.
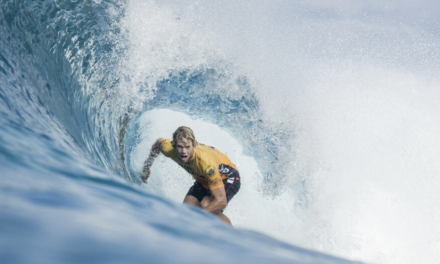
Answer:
[
  {"xmin": 184, "ymin": 181, "xmax": 207, "ymax": 208},
  {"xmin": 200, "ymin": 196, "xmax": 232, "ymax": 226},
  {"xmin": 213, "ymin": 211, "xmax": 232, "ymax": 226},
  {"xmin": 183, "ymin": 195, "xmax": 201, "ymax": 207},
  {"xmin": 199, "ymin": 173, "xmax": 241, "ymax": 226}
]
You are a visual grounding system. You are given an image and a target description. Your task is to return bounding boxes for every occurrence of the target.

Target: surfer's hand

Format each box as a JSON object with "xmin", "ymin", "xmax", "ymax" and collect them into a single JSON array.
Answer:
[{"xmin": 142, "ymin": 167, "xmax": 150, "ymax": 183}]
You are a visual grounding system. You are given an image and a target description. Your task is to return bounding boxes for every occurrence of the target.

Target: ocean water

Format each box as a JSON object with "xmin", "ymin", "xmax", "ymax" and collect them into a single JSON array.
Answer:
[{"xmin": 1, "ymin": 0, "xmax": 440, "ymax": 263}]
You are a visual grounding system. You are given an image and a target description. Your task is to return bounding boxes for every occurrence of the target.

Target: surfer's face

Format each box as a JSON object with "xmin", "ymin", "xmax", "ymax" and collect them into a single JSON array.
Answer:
[{"xmin": 175, "ymin": 140, "xmax": 195, "ymax": 163}]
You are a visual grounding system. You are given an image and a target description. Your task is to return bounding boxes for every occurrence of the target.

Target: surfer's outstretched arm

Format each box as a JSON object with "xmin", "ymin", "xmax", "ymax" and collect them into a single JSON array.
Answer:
[{"xmin": 142, "ymin": 138, "xmax": 163, "ymax": 183}]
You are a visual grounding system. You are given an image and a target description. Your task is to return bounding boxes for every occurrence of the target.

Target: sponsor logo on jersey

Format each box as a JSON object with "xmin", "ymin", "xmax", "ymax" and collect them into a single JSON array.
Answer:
[
  {"xmin": 219, "ymin": 164, "xmax": 230, "ymax": 174},
  {"xmin": 205, "ymin": 165, "xmax": 216, "ymax": 177}
]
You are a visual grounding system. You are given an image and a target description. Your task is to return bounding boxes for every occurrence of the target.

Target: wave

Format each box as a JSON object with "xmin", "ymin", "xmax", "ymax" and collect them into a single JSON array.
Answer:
[
  {"xmin": 0, "ymin": 0, "xmax": 327, "ymax": 263},
  {"xmin": 2, "ymin": 0, "xmax": 440, "ymax": 263}
]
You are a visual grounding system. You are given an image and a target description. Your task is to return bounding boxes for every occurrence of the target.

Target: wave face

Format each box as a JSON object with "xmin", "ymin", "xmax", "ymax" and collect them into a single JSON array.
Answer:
[{"xmin": 1, "ymin": 0, "xmax": 440, "ymax": 263}]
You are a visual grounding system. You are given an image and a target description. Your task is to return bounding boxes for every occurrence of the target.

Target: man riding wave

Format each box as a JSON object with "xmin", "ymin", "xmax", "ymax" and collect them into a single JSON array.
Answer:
[{"xmin": 142, "ymin": 126, "xmax": 241, "ymax": 225}]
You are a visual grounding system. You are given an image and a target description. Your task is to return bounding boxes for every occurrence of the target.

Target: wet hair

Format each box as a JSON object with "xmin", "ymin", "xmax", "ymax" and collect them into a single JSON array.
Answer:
[{"xmin": 171, "ymin": 126, "xmax": 198, "ymax": 148}]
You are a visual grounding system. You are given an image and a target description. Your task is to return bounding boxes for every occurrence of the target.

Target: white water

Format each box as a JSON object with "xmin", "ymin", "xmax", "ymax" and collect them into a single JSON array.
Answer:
[{"xmin": 125, "ymin": 1, "xmax": 440, "ymax": 263}]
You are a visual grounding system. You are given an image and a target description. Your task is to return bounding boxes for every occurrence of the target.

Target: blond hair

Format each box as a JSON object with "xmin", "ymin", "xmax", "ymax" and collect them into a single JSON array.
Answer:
[{"xmin": 171, "ymin": 126, "xmax": 198, "ymax": 148}]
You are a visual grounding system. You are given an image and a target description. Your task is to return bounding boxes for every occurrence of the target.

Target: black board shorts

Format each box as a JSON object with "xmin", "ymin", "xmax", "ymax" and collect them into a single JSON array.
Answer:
[{"xmin": 186, "ymin": 169, "xmax": 241, "ymax": 208}]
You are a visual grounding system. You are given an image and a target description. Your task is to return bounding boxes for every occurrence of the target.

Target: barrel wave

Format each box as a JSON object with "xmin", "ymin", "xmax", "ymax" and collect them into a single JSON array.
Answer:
[
  {"xmin": 2, "ymin": 1, "xmax": 440, "ymax": 264},
  {"xmin": 0, "ymin": 1, "xmax": 339, "ymax": 263}
]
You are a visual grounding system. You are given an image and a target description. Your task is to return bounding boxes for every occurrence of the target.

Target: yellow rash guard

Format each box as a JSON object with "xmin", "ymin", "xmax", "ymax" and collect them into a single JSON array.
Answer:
[{"xmin": 159, "ymin": 139, "xmax": 237, "ymax": 190}]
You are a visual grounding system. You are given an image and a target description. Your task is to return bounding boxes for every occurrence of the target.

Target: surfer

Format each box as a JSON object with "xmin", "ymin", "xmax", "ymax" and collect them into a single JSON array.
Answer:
[{"xmin": 141, "ymin": 126, "xmax": 241, "ymax": 226}]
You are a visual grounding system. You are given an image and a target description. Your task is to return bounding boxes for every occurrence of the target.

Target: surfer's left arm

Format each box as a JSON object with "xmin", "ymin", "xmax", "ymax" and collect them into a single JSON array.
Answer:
[
  {"xmin": 202, "ymin": 187, "xmax": 227, "ymax": 213},
  {"xmin": 200, "ymin": 161, "xmax": 227, "ymax": 212}
]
